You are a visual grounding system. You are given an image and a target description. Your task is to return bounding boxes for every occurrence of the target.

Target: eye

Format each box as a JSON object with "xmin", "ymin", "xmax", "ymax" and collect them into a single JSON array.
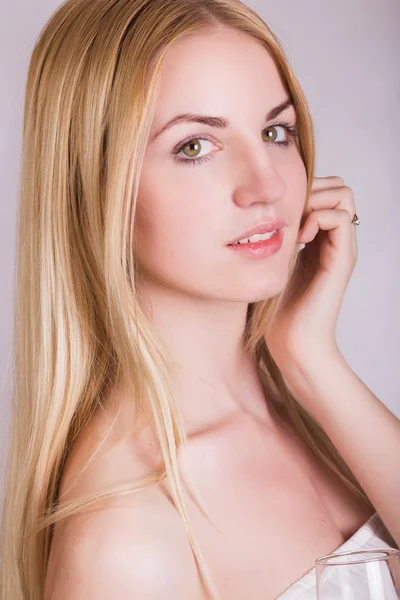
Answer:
[
  {"xmin": 262, "ymin": 124, "xmax": 298, "ymax": 145},
  {"xmin": 171, "ymin": 122, "xmax": 298, "ymax": 166},
  {"xmin": 172, "ymin": 135, "xmax": 216, "ymax": 166}
]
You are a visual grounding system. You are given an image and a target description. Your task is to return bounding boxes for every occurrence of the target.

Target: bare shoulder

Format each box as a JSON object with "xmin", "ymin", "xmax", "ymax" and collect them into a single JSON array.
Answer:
[
  {"xmin": 44, "ymin": 491, "xmax": 203, "ymax": 599},
  {"xmin": 44, "ymin": 385, "xmax": 204, "ymax": 599}
]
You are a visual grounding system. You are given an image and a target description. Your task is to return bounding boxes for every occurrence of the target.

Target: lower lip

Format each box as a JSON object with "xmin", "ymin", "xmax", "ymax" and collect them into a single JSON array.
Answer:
[{"xmin": 226, "ymin": 228, "xmax": 284, "ymax": 258}]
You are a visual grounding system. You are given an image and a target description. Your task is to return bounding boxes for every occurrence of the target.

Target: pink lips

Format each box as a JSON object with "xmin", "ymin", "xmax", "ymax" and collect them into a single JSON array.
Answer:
[
  {"xmin": 227, "ymin": 228, "xmax": 284, "ymax": 258},
  {"xmin": 227, "ymin": 218, "xmax": 286, "ymax": 245}
]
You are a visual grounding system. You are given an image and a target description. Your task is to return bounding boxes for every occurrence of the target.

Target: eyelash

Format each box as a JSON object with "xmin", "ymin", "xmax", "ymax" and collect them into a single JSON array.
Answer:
[{"xmin": 171, "ymin": 122, "xmax": 298, "ymax": 167}]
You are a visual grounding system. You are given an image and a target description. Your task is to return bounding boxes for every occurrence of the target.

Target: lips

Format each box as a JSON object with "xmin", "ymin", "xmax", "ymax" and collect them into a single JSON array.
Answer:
[{"xmin": 227, "ymin": 218, "xmax": 286, "ymax": 245}]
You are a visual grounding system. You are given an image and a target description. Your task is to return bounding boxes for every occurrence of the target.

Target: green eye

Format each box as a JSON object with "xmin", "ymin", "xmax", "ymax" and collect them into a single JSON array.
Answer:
[
  {"xmin": 181, "ymin": 139, "xmax": 202, "ymax": 158},
  {"xmin": 262, "ymin": 125, "xmax": 281, "ymax": 143},
  {"xmin": 172, "ymin": 123, "xmax": 298, "ymax": 167},
  {"xmin": 261, "ymin": 123, "xmax": 298, "ymax": 146}
]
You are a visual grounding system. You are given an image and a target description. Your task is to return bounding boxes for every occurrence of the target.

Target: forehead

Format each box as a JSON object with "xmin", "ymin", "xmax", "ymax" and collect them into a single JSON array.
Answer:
[{"xmin": 152, "ymin": 28, "xmax": 288, "ymax": 124}]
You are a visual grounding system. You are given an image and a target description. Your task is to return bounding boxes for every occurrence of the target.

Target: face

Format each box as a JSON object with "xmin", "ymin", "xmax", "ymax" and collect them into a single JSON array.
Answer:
[{"xmin": 135, "ymin": 27, "xmax": 307, "ymax": 303}]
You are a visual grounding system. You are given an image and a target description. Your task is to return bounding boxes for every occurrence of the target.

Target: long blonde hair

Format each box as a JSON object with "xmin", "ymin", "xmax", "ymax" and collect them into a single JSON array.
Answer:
[{"xmin": 0, "ymin": 0, "xmax": 374, "ymax": 598}]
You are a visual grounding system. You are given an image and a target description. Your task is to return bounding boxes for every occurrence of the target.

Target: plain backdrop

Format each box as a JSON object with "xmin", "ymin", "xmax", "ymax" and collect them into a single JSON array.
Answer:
[{"xmin": 0, "ymin": 0, "xmax": 399, "ymax": 517}]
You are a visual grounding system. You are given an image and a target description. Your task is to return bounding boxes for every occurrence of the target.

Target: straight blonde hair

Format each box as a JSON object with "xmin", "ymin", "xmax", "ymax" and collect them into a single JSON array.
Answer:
[{"xmin": 0, "ymin": 0, "xmax": 374, "ymax": 598}]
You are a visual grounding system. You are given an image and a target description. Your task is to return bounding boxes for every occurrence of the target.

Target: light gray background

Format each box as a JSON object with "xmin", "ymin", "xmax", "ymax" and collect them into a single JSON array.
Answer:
[{"xmin": 1, "ymin": 0, "xmax": 399, "ymax": 512}]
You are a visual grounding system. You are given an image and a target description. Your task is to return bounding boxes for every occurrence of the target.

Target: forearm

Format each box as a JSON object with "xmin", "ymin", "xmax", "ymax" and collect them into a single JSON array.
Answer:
[{"xmin": 284, "ymin": 346, "xmax": 400, "ymax": 547}]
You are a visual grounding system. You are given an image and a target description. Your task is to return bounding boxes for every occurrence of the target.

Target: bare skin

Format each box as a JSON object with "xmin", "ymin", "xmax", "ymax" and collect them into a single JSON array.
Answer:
[
  {"xmin": 46, "ymin": 382, "xmax": 373, "ymax": 599},
  {"xmin": 45, "ymin": 27, "xmax": 374, "ymax": 599}
]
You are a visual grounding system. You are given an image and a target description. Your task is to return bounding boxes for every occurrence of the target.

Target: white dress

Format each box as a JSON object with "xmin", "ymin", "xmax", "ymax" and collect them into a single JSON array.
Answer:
[{"xmin": 276, "ymin": 512, "xmax": 399, "ymax": 599}]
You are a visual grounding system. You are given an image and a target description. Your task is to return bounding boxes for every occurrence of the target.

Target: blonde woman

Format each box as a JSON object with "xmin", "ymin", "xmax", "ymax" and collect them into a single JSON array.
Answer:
[{"xmin": 1, "ymin": 0, "xmax": 399, "ymax": 598}]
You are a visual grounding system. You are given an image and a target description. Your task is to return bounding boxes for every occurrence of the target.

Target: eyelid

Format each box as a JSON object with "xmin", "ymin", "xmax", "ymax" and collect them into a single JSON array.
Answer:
[
  {"xmin": 172, "ymin": 133, "xmax": 218, "ymax": 155},
  {"xmin": 173, "ymin": 121, "xmax": 297, "ymax": 152},
  {"xmin": 171, "ymin": 121, "xmax": 298, "ymax": 166}
]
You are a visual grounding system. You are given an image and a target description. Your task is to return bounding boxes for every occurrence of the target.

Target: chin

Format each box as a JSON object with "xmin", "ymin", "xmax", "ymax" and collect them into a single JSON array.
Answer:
[
  {"xmin": 252, "ymin": 271, "xmax": 290, "ymax": 301},
  {"xmin": 226, "ymin": 274, "xmax": 289, "ymax": 304}
]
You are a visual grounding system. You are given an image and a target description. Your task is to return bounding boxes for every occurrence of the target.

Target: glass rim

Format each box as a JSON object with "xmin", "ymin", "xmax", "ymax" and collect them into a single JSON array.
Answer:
[{"xmin": 315, "ymin": 547, "xmax": 399, "ymax": 567}]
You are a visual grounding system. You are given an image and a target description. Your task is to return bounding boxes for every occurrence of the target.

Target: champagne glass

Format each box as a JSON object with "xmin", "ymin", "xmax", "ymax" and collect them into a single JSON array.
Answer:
[{"xmin": 315, "ymin": 548, "xmax": 400, "ymax": 599}]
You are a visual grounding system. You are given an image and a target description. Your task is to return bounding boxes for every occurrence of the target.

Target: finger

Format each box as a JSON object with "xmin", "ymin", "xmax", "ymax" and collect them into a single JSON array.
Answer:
[
  {"xmin": 309, "ymin": 185, "xmax": 356, "ymax": 216},
  {"xmin": 311, "ymin": 176, "xmax": 345, "ymax": 191},
  {"xmin": 298, "ymin": 208, "xmax": 355, "ymax": 252},
  {"xmin": 307, "ymin": 184, "xmax": 358, "ymax": 256}
]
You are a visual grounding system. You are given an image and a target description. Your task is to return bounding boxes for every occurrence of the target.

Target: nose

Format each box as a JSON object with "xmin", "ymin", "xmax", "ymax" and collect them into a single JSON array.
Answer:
[{"xmin": 232, "ymin": 147, "xmax": 286, "ymax": 208}]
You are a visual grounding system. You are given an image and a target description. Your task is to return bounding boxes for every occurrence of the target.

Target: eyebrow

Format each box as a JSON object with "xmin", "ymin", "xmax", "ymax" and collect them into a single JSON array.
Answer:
[{"xmin": 150, "ymin": 97, "xmax": 294, "ymax": 142}]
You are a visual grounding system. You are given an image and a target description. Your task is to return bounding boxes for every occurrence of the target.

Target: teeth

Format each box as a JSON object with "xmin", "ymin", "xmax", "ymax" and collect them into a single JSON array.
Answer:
[{"xmin": 235, "ymin": 230, "xmax": 277, "ymax": 245}]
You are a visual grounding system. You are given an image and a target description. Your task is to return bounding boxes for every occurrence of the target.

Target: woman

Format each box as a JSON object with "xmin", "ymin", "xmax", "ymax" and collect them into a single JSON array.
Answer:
[{"xmin": 1, "ymin": 0, "xmax": 399, "ymax": 598}]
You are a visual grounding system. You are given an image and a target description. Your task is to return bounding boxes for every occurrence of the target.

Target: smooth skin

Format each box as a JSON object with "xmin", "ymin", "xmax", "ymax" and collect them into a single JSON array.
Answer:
[{"xmin": 45, "ymin": 28, "xmax": 380, "ymax": 599}]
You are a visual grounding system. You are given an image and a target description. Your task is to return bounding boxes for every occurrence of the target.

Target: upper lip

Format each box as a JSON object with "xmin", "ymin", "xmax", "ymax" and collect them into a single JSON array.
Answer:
[{"xmin": 227, "ymin": 218, "xmax": 286, "ymax": 244}]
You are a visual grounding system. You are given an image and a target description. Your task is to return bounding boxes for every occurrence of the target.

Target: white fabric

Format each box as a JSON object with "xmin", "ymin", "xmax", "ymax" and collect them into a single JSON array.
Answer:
[{"xmin": 276, "ymin": 512, "xmax": 398, "ymax": 599}]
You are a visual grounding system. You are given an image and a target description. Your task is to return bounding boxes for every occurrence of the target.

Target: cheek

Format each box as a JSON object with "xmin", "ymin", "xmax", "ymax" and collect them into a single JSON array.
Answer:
[
  {"xmin": 134, "ymin": 176, "xmax": 216, "ymax": 285},
  {"xmin": 285, "ymin": 156, "xmax": 308, "ymax": 226}
]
